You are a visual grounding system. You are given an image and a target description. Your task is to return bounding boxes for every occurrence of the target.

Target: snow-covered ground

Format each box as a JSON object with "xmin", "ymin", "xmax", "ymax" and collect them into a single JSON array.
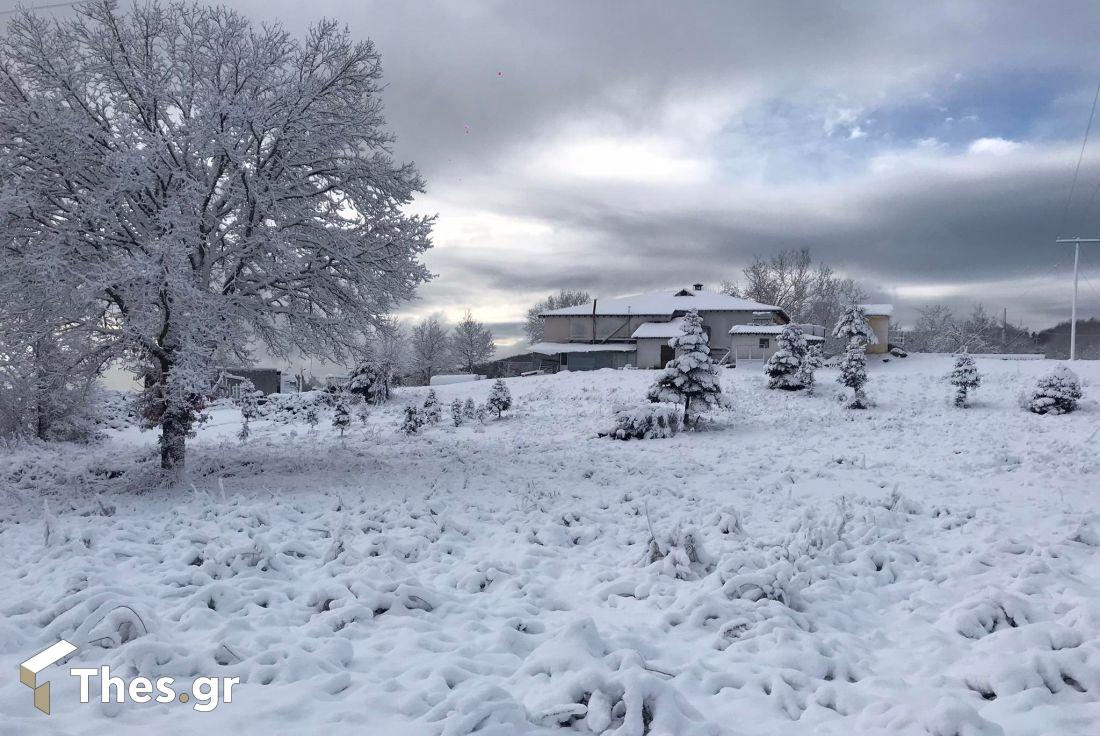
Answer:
[{"xmin": 1, "ymin": 355, "xmax": 1098, "ymax": 735}]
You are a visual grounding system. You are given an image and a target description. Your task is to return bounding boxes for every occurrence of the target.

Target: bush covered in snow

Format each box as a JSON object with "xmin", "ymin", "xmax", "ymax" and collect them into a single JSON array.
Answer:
[
  {"xmin": 1022, "ymin": 364, "xmax": 1083, "ymax": 415},
  {"xmin": 400, "ymin": 405, "xmax": 425, "ymax": 435},
  {"xmin": 254, "ymin": 390, "xmax": 331, "ymax": 424},
  {"xmin": 422, "ymin": 389, "xmax": 442, "ymax": 423},
  {"xmin": 601, "ymin": 402, "xmax": 683, "ymax": 440},
  {"xmin": 797, "ymin": 344, "xmax": 824, "ymax": 394},
  {"xmin": 486, "ymin": 378, "xmax": 512, "ymax": 417},
  {"xmin": 347, "ymin": 359, "xmax": 393, "ymax": 404}
]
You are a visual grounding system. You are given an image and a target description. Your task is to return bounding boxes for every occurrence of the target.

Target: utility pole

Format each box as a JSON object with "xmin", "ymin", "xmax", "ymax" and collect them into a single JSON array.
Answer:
[{"xmin": 1056, "ymin": 237, "xmax": 1100, "ymax": 360}]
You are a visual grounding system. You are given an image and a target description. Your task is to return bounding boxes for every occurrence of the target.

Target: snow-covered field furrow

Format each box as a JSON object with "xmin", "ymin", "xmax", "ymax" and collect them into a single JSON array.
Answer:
[{"xmin": 1, "ymin": 355, "xmax": 1098, "ymax": 735}]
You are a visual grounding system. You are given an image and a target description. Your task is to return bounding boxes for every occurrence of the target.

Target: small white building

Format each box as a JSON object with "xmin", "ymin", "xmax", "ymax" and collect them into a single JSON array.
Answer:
[
  {"xmin": 859, "ymin": 304, "xmax": 893, "ymax": 354},
  {"xmin": 729, "ymin": 324, "xmax": 826, "ymax": 362}
]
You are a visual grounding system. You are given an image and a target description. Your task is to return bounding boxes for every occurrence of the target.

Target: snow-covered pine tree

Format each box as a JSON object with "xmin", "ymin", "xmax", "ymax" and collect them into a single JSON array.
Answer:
[
  {"xmin": 646, "ymin": 310, "xmax": 729, "ymax": 426},
  {"xmin": 400, "ymin": 405, "xmax": 425, "ymax": 435},
  {"xmin": 949, "ymin": 353, "xmax": 981, "ymax": 408},
  {"xmin": 0, "ymin": 2, "xmax": 433, "ymax": 471},
  {"xmin": 833, "ymin": 305, "xmax": 877, "ymax": 409},
  {"xmin": 486, "ymin": 379, "xmax": 513, "ymax": 418},
  {"xmin": 797, "ymin": 344, "xmax": 825, "ymax": 395},
  {"xmin": 355, "ymin": 399, "xmax": 370, "ymax": 426},
  {"xmin": 304, "ymin": 405, "xmax": 320, "ymax": 432},
  {"xmin": 764, "ymin": 324, "xmax": 809, "ymax": 390},
  {"xmin": 1024, "ymin": 364, "xmax": 1083, "ymax": 415},
  {"xmin": 837, "ymin": 342, "xmax": 869, "ymax": 409},
  {"xmin": 347, "ymin": 360, "xmax": 393, "ymax": 405},
  {"xmin": 235, "ymin": 379, "xmax": 259, "ymax": 442},
  {"xmin": 332, "ymin": 393, "xmax": 352, "ymax": 437},
  {"xmin": 833, "ymin": 305, "xmax": 878, "ymax": 347},
  {"xmin": 463, "ymin": 397, "xmax": 477, "ymax": 418},
  {"xmin": 450, "ymin": 398, "xmax": 464, "ymax": 427},
  {"xmin": 422, "ymin": 390, "xmax": 442, "ymax": 423}
]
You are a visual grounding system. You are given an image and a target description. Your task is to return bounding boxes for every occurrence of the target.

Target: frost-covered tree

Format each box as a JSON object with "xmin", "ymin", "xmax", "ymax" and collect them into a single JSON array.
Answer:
[
  {"xmin": 332, "ymin": 393, "xmax": 351, "ymax": 436},
  {"xmin": 949, "ymin": 353, "xmax": 981, "ymax": 408},
  {"xmin": 449, "ymin": 311, "xmax": 495, "ymax": 373},
  {"xmin": 450, "ymin": 398, "xmax": 464, "ymax": 427},
  {"xmin": 400, "ymin": 405, "xmax": 424, "ymax": 435},
  {"xmin": 646, "ymin": 310, "xmax": 729, "ymax": 426},
  {"xmin": 234, "ymin": 379, "xmax": 259, "ymax": 442},
  {"xmin": 422, "ymin": 389, "xmax": 441, "ymax": 423},
  {"xmin": 347, "ymin": 360, "xmax": 393, "ymax": 405},
  {"xmin": 0, "ymin": 2, "xmax": 432, "ymax": 470},
  {"xmin": 837, "ymin": 343, "xmax": 869, "ymax": 409},
  {"xmin": 304, "ymin": 405, "xmax": 320, "ymax": 432},
  {"xmin": 764, "ymin": 324, "xmax": 809, "ymax": 390},
  {"xmin": 1023, "ymin": 365, "xmax": 1083, "ymax": 415},
  {"xmin": 797, "ymin": 344, "xmax": 824, "ymax": 395},
  {"xmin": 486, "ymin": 379, "xmax": 512, "ymax": 418},
  {"xmin": 463, "ymin": 397, "xmax": 477, "ymax": 418},
  {"xmin": 833, "ymin": 305, "xmax": 876, "ymax": 409},
  {"xmin": 833, "ymin": 305, "xmax": 878, "ymax": 347},
  {"xmin": 524, "ymin": 289, "xmax": 591, "ymax": 344},
  {"xmin": 411, "ymin": 316, "xmax": 451, "ymax": 384}
]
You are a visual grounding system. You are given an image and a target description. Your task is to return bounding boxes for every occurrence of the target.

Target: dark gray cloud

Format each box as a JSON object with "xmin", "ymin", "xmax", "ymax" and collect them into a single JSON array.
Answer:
[{"xmin": 221, "ymin": 1, "xmax": 1100, "ymax": 338}]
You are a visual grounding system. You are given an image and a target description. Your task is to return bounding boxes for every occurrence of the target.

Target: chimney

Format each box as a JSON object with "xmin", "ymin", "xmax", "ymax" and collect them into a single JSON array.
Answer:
[{"xmin": 693, "ymin": 283, "xmax": 703, "ymax": 292}]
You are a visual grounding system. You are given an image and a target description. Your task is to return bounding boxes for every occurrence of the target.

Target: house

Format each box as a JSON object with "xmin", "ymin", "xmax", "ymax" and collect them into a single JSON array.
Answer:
[
  {"xmin": 532, "ymin": 284, "xmax": 816, "ymax": 369},
  {"xmin": 220, "ymin": 367, "xmax": 288, "ymax": 396},
  {"xmin": 860, "ymin": 304, "xmax": 893, "ymax": 354}
]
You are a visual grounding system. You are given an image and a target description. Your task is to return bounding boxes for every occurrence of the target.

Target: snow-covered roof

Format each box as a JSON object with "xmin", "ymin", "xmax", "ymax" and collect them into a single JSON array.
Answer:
[
  {"xmin": 860, "ymin": 304, "xmax": 894, "ymax": 317},
  {"xmin": 631, "ymin": 318, "xmax": 685, "ymax": 339},
  {"xmin": 729, "ymin": 325, "xmax": 825, "ymax": 340},
  {"xmin": 540, "ymin": 288, "xmax": 784, "ymax": 318},
  {"xmin": 530, "ymin": 342, "xmax": 637, "ymax": 355}
]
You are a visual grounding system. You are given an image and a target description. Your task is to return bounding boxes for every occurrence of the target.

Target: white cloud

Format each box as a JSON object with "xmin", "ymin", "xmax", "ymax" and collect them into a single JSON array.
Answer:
[
  {"xmin": 968, "ymin": 137, "xmax": 1020, "ymax": 155},
  {"xmin": 528, "ymin": 134, "xmax": 711, "ymax": 185}
]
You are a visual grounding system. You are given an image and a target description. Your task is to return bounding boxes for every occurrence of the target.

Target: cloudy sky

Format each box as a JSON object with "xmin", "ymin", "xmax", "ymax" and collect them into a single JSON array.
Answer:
[{"xmin": 79, "ymin": 1, "xmax": 1100, "ymax": 354}]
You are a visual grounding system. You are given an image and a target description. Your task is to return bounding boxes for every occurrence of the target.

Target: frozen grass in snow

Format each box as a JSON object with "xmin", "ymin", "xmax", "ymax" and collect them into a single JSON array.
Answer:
[{"xmin": 0, "ymin": 355, "xmax": 1098, "ymax": 735}]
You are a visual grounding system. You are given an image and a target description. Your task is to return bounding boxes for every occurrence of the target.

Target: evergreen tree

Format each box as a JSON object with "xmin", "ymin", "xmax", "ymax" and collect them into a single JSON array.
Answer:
[
  {"xmin": 422, "ymin": 390, "xmax": 442, "ymax": 423},
  {"xmin": 486, "ymin": 379, "xmax": 513, "ymax": 418},
  {"xmin": 332, "ymin": 392, "xmax": 352, "ymax": 436},
  {"xmin": 837, "ymin": 342, "xmax": 869, "ymax": 409},
  {"xmin": 355, "ymin": 399, "xmax": 371, "ymax": 427},
  {"xmin": 450, "ymin": 398, "xmax": 465, "ymax": 426},
  {"xmin": 304, "ymin": 405, "xmax": 320, "ymax": 431},
  {"xmin": 347, "ymin": 360, "xmax": 393, "ymax": 405},
  {"xmin": 400, "ymin": 405, "xmax": 425, "ymax": 435},
  {"xmin": 797, "ymin": 344, "xmax": 825, "ymax": 395},
  {"xmin": 463, "ymin": 397, "xmax": 477, "ymax": 418},
  {"xmin": 949, "ymin": 353, "xmax": 981, "ymax": 408},
  {"xmin": 833, "ymin": 305, "xmax": 876, "ymax": 409},
  {"xmin": 1024, "ymin": 365, "xmax": 1083, "ymax": 415},
  {"xmin": 764, "ymin": 324, "xmax": 809, "ymax": 390},
  {"xmin": 646, "ymin": 310, "xmax": 729, "ymax": 426},
  {"xmin": 234, "ymin": 379, "xmax": 259, "ymax": 442},
  {"xmin": 833, "ymin": 305, "xmax": 878, "ymax": 346}
]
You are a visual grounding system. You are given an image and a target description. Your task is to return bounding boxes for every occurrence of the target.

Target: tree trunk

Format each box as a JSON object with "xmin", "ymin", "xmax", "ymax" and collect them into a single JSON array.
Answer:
[{"xmin": 160, "ymin": 405, "xmax": 188, "ymax": 470}]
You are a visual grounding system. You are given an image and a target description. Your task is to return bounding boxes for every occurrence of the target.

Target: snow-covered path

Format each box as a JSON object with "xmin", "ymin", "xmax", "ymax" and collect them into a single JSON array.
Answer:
[{"xmin": 1, "ymin": 355, "xmax": 1098, "ymax": 735}]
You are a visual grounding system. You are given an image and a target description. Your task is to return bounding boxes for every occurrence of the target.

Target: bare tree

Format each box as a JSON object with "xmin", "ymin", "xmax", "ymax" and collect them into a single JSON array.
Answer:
[
  {"xmin": 722, "ymin": 249, "xmax": 865, "ymax": 341},
  {"xmin": 449, "ymin": 311, "xmax": 495, "ymax": 373},
  {"xmin": 0, "ymin": 2, "xmax": 433, "ymax": 471},
  {"xmin": 411, "ymin": 315, "xmax": 451, "ymax": 384},
  {"xmin": 525, "ymin": 289, "xmax": 591, "ymax": 343}
]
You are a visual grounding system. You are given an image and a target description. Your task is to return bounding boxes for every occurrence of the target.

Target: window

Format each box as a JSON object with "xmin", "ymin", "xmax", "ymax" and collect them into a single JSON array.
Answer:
[{"xmin": 759, "ymin": 338, "xmax": 770, "ymax": 349}]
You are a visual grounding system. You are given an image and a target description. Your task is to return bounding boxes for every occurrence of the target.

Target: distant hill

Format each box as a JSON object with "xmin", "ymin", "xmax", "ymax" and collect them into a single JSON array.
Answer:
[{"xmin": 1034, "ymin": 318, "xmax": 1100, "ymax": 359}]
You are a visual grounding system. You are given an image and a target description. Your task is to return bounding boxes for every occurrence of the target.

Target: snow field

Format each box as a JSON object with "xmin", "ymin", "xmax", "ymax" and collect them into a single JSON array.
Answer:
[{"xmin": 0, "ymin": 355, "xmax": 1098, "ymax": 735}]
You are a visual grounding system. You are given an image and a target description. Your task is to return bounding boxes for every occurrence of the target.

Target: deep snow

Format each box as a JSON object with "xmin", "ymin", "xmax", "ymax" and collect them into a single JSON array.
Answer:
[{"xmin": 1, "ymin": 355, "xmax": 1098, "ymax": 735}]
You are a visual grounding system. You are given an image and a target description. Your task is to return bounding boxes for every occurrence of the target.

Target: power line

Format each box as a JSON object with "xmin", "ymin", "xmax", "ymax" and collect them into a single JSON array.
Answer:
[
  {"xmin": 1060, "ymin": 78, "xmax": 1100, "ymax": 231},
  {"xmin": 0, "ymin": 1, "xmax": 83, "ymax": 16}
]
